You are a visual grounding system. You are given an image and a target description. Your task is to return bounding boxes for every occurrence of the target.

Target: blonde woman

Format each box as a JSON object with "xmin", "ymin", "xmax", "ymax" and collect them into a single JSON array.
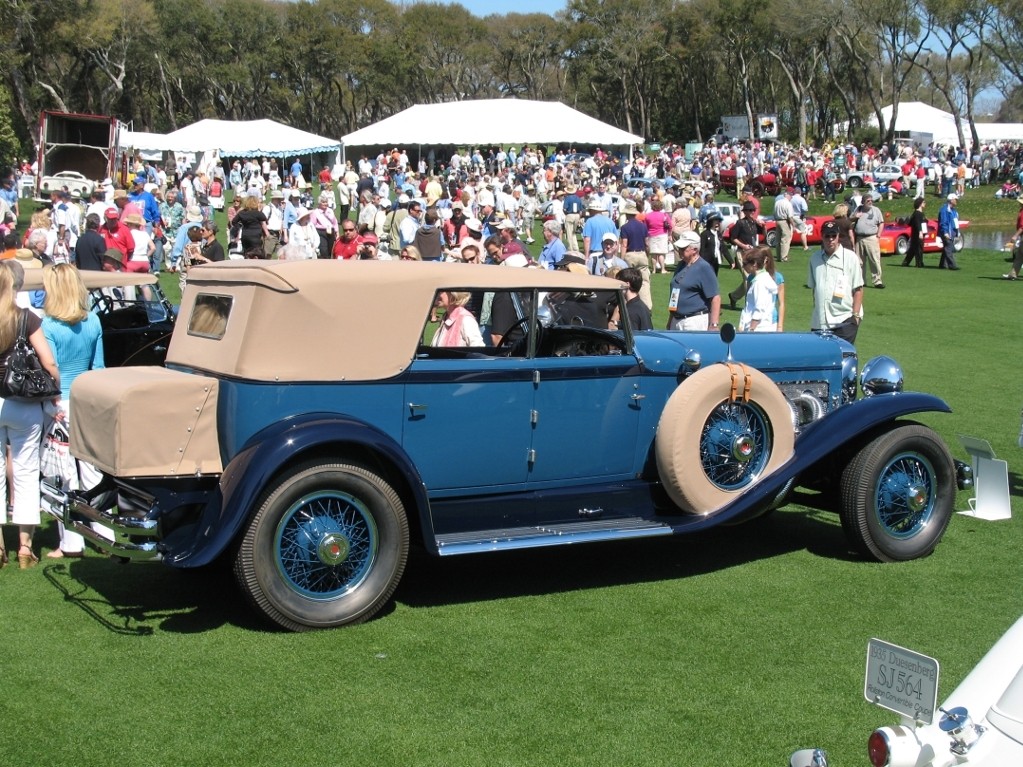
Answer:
[
  {"xmin": 0, "ymin": 263, "xmax": 60, "ymax": 568},
  {"xmin": 432, "ymin": 291, "xmax": 484, "ymax": 347},
  {"xmin": 42, "ymin": 264, "xmax": 104, "ymax": 558}
]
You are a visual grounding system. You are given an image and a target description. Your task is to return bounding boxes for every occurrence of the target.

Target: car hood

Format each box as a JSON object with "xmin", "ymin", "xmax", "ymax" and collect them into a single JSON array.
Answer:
[{"xmin": 634, "ymin": 330, "xmax": 849, "ymax": 376}]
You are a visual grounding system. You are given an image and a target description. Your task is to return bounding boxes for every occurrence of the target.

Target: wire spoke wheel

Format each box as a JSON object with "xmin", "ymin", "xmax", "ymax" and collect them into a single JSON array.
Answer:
[
  {"xmin": 236, "ymin": 463, "xmax": 408, "ymax": 631},
  {"xmin": 275, "ymin": 490, "xmax": 378, "ymax": 600},
  {"xmin": 840, "ymin": 423, "xmax": 954, "ymax": 562},
  {"xmin": 700, "ymin": 401, "xmax": 771, "ymax": 491},
  {"xmin": 873, "ymin": 452, "xmax": 936, "ymax": 539},
  {"xmin": 656, "ymin": 364, "xmax": 794, "ymax": 514}
]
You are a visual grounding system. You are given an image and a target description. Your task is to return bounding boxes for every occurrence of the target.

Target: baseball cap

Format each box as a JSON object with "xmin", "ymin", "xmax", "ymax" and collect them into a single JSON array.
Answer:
[
  {"xmin": 821, "ymin": 220, "xmax": 840, "ymax": 237},
  {"xmin": 946, "ymin": 192, "xmax": 958, "ymax": 201},
  {"xmin": 601, "ymin": 232, "xmax": 618, "ymax": 243},
  {"xmin": 673, "ymin": 231, "xmax": 700, "ymax": 249},
  {"xmin": 103, "ymin": 208, "xmax": 119, "ymax": 220}
]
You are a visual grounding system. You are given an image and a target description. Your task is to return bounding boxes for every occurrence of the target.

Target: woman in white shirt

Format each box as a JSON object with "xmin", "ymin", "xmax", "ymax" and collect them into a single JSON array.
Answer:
[
  {"xmin": 287, "ymin": 207, "xmax": 320, "ymax": 260},
  {"xmin": 738, "ymin": 246, "xmax": 778, "ymax": 332},
  {"xmin": 124, "ymin": 213, "xmax": 155, "ymax": 273}
]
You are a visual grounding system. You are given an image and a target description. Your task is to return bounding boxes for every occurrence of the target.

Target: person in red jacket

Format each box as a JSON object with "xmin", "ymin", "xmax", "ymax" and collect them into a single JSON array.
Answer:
[{"xmin": 101, "ymin": 208, "xmax": 133, "ymax": 260}]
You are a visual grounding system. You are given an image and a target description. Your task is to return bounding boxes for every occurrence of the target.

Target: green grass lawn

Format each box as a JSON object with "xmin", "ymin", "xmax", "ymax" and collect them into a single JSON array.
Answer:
[{"xmin": 2, "ymin": 196, "xmax": 1022, "ymax": 767}]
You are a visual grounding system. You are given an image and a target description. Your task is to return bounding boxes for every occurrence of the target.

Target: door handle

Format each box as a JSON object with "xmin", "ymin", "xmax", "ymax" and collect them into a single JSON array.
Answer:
[{"xmin": 408, "ymin": 402, "xmax": 427, "ymax": 415}]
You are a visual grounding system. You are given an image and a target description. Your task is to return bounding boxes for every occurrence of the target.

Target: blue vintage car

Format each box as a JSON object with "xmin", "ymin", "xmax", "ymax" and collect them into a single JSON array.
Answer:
[{"xmin": 50, "ymin": 260, "xmax": 967, "ymax": 631}]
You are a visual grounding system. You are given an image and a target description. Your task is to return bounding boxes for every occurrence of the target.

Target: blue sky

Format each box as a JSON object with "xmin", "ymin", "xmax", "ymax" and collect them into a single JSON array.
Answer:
[{"xmin": 406, "ymin": 0, "xmax": 566, "ymax": 16}]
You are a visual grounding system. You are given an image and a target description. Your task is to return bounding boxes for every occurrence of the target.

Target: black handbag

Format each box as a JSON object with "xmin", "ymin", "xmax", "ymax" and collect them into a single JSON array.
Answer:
[{"xmin": 1, "ymin": 309, "xmax": 60, "ymax": 402}]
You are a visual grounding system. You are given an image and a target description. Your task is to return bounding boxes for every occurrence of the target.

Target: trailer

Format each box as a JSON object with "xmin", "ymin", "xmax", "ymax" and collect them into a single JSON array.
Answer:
[{"xmin": 36, "ymin": 111, "xmax": 121, "ymax": 201}]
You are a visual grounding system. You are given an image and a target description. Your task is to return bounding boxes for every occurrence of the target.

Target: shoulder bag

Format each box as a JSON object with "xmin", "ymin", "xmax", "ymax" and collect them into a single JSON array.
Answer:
[{"xmin": 1, "ymin": 309, "xmax": 60, "ymax": 402}]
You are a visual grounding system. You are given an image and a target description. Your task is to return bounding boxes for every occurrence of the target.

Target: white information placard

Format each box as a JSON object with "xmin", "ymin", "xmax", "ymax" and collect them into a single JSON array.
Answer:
[{"xmin": 864, "ymin": 638, "xmax": 940, "ymax": 724}]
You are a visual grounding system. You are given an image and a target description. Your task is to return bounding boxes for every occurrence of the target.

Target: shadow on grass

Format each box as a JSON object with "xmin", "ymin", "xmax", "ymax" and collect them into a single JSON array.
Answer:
[
  {"xmin": 40, "ymin": 556, "xmax": 274, "ymax": 635},
  {"xmin": 37, "ymin": 505, "xmax": 856, "ymax": 634},
  {"xmin": 395, "ymin": 505, "xmax": 857, "ymax": 609}
]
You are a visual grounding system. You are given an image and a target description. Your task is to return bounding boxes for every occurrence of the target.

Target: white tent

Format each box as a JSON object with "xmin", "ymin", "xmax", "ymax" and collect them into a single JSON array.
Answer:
[
  {"xmin": 341, "ymin": 99, "xmax": 644, "ymax": 150},
  {"xmin": 863, "ymin": 102, "xmax": 1023, "ymax": 148},
  {"xmin": 163, "ymin": 119, "xmax": 341, "ymax": 158}
]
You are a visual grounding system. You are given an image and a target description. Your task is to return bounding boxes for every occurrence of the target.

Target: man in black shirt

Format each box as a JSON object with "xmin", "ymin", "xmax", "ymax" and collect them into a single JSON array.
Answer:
[
  {"xmin": 615, "ymin": 267, "xmax": 652, "ymax": 330},
  {"xmin": 74, "ymin": 213, "xmax": 107, "ymax": 270}
]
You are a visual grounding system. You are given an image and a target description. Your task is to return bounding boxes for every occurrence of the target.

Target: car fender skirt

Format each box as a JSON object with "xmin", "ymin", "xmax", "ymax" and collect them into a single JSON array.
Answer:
[
  {"xmin": 181, "ymin": 414, "xmax": 430, "ymax": 567},
  {"xmin": 655, "ymin": 363, "xmax": 796, "ymax": 515},
  {"xmin": 794, "ymin": 391, "xmax": 951, "ymax": 467}
]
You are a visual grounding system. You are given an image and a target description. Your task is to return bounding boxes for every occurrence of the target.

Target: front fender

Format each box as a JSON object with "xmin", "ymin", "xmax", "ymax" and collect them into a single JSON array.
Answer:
[
  {"xmin": 794, "ymin": 391, "xmax": 951, "ymax": 467},
  {"xmin": 175, "ymin": 413, "xmax": 433, "ymax": 567}
]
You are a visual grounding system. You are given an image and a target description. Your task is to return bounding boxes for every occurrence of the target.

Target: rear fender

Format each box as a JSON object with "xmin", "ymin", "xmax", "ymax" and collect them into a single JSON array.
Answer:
[{"xmin": 180, "ymin": 414, "xmax": 433, "ymax": 567}]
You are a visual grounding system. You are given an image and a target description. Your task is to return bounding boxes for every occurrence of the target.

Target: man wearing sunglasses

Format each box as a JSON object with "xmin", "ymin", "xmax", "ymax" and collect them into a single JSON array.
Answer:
[
  {"xmin": 331, "ymin": 220, "xmax": 362, "ymax": 259},
  {"xmin": 807, "ymin": 220, "xmax": 863, "ymax": 343}
]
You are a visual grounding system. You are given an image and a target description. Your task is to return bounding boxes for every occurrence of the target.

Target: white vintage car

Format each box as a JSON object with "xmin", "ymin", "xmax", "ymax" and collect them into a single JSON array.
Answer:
[{"xmin": 865, "ymin": 614, "xmax": 1023, "ymax": 766}]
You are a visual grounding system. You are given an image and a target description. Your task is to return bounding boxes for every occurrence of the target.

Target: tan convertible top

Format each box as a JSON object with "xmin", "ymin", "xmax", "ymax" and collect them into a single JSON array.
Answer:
[
  {"xmin": 168, "ymin": 260, "xmax": 622, "ymax": 382},
  {"xmin": 19, "ymin": 269, "xmax": 158, "ymax": 291}
]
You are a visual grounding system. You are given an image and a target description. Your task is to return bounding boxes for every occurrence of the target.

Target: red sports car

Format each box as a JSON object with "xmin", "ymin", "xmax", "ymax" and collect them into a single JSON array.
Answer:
[
  {"xmin": 715, "ymin": 169, "xmax": 781, "ymax": 197},
  {"xmin": 724, "ymin": 214, "xmax": 833, "ymax": 249},
  {"xmin": 879, "ymin": 217, "xmax": 969, "ymax": 256}
]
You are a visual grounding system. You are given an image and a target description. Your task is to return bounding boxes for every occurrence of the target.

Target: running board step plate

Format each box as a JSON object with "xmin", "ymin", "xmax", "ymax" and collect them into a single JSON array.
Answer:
[{"xmin": 435, "ymin": 517, "xmax": 673, "ymax": 556}]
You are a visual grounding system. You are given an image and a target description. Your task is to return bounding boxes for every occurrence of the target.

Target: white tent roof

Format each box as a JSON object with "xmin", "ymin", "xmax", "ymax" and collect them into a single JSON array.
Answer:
[
  {"xmin": 341, "ymin": 99, "xmax": 644, "ymax": 148},
  {"xmin": 162, "ymin": 119, "xmax": 341, "ymax": 158},
  {"xmin": 866, "ymin": 102, "xmax": 1023, "ymax": 147},
  {"xmin": 119, "ymin": 127, "xmax": 176, "ymax": 152}
]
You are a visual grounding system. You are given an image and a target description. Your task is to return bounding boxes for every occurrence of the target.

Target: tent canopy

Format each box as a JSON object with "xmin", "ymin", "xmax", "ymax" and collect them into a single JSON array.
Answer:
[
  {"xmin": 864, "ymin": 102, "xmax": 1023, "ymax": 147},
  {"xmin": 161, "ymin": 119, "xmax": 341, "ymax": 158},
  {"xmin": 341, "ymin": 99, "xmax": 645, "ymax": 148}
]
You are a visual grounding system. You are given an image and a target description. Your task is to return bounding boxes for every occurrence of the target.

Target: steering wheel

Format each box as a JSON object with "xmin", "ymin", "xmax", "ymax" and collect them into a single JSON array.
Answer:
[{"xmin": 496, "ymin": 315, "xmax": 531, "ymax": 355}]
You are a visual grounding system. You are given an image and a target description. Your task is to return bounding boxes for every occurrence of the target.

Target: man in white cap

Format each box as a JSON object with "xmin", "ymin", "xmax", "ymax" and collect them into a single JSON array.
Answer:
[
  {"xmin": 666, "ymin": 230, "xmax": 720, "ymax": 331},
  {"xmin": 592, "ymin": 232, "xmax": 628, "ymax": 276},
  {"xmin": 936, "ymin": 192, "xmax": 961, "ymax": 270}
]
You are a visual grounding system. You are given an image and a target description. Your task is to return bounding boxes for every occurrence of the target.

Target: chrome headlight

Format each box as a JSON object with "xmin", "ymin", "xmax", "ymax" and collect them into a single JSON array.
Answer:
[
  {"xmin": 841, "ymin": 351, "xmax": 858, "ymax": 404},
  {"xmin": 860, "ymin": 356, "xmax": 904, "ymax": 396}
]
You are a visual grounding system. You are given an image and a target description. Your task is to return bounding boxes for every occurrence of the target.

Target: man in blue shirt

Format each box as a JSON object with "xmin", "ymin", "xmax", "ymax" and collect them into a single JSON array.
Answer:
[
  {"xmin": 619, "ymin": 198, "xmax": 651, "ymax": 309},
  {"xmin": 538, "ymin": 220, "xmax": 567, "ymax": 269},
  {"xmin": 128, "ymin": 179, "xmax": 161, "ymax": 233},
  {"xmin": 936, "ymin": 193, "xmax": 961, "ymax": 270},
  {"xmin": 581, "ymin": 199, "xmax": 618, "ymax": 271}
]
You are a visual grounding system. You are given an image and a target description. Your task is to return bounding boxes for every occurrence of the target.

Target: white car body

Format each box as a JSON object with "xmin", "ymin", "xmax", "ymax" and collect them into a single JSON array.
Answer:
[
  {"xmin": 871, "ymin": 164, "xmax": 905, "ymax": 185},
  {"xmin": 38, "ymin": 170, "xmax": 94, "ymax": 199},
  {"xmin": 868, "ymin": 614, "xmax": 1023, "ymax": 767},
  {"xmin": 715, "ymin": 202, "xmax": 743, "ymax": 230}
]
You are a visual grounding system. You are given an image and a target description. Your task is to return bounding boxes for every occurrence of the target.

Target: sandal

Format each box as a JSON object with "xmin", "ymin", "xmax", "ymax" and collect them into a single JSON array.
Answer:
[{"xmin": 18, "ymin": 545, "xmax": 38, "ymax": 570}]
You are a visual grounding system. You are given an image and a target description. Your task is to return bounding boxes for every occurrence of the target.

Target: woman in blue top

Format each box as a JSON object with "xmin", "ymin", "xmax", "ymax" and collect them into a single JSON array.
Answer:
[{"xmin": 42, "ymin": 264, "xmax": 104, "ymax": 559}]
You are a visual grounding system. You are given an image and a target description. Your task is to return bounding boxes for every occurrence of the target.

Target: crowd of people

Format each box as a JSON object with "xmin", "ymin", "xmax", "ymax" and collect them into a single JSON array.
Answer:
[{"xmin": 0, "ymin": 132, "xmax": 1020, "ymax": 558}]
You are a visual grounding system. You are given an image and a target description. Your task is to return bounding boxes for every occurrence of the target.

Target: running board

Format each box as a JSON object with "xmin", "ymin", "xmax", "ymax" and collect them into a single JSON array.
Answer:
[{"xmin": 435, "ymin": 517, "xmax": 673, "ymax": 556}]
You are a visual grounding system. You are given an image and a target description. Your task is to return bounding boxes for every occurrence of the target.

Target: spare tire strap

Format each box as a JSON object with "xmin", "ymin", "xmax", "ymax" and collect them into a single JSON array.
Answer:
[{"xmin": 726, "ymin": 362, "xmax": 753, "ymax": 402}]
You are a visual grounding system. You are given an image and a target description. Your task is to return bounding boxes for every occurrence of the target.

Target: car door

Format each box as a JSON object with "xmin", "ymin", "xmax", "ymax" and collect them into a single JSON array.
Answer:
[
  {"xmin": 526, "ymin": 290, "xmax": 642, "ymax": 488},
  {"xmin": 401, "ymin": 289, "xmax": 537, "ymax": 497}
]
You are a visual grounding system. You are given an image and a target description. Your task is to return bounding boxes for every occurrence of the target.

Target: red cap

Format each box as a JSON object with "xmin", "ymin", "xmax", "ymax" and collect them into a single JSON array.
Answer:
[{"xmin": 103, "ymin": 208, "xmax": 119, "ymax": 220}]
